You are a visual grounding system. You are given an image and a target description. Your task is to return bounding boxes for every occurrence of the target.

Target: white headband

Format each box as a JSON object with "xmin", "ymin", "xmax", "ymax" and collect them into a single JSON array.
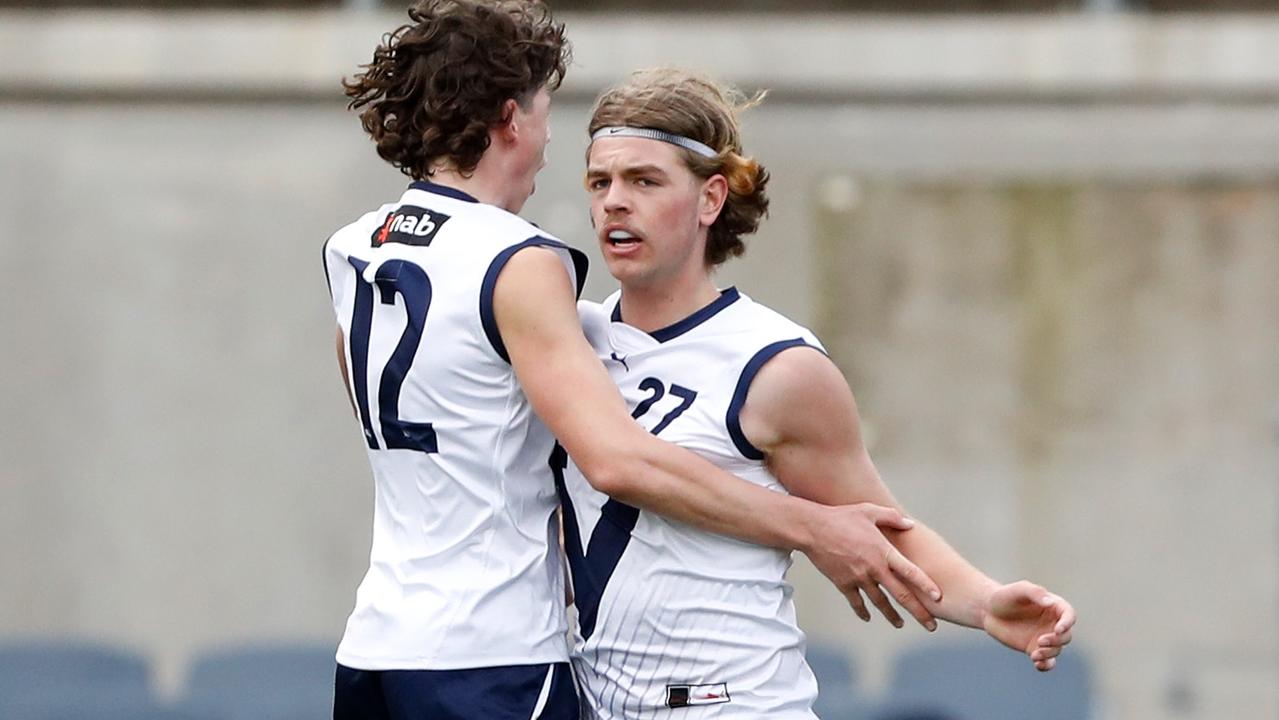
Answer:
[{"xmin": 590, "ymin": 126, "xmax": 719, "ymax": 159}]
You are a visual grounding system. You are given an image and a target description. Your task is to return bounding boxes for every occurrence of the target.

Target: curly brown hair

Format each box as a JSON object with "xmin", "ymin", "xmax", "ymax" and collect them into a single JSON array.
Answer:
[
  {"xmin": 588, "ymin": 68, "xmax": 770, "ymax": 266},
  {"xmin": 343, "ymin": 0, "xmax": 570, "ymax": 180}
]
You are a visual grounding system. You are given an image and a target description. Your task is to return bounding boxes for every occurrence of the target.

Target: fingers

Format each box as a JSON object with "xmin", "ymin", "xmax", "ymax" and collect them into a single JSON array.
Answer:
[
  {"xmin": 1033, "ymin": 591, "xmax": 1076, "ymax": 635},
  {"xmin": 846, "ymin": 589, "xmax": 871, "ymax": 622},
  {"xmin": 1031, "ymin": 622, "xmax": 1074, "ymax": 670},
  {"xmin": 861, "ymin": 583, "xmax": 905, "ymax": 629},
  {"xmin": 860, "ymin": 503, "xmax": 916, "ymax": 531},
  {"xmin": 1051, "ymin": 596, "xmax": 1077, "ymax": 635},
  {"xmin": 1031, "ymin": 644, "xmax": 1063, "ymax": 663},
  {"xmin": 887, "ymin": 549, "xmax": 942, "ymax": 603},
  {"xmin": 1038, "ymin": 629, "xmax": 1073, "ymax": 649},
  {"xmin": 876, "ymin": 568, "xmax": 938, "ymax": 631}
]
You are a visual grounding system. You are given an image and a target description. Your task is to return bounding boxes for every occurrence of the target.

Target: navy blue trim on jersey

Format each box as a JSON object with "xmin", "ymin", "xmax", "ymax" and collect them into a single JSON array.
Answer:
[
  {"xmin": 322, "ymin": 234, "xmax": 336, "ymax": 301},
  {"xmin": 335, "ymin": 661, "xmax": 579, "ymax": 720},
  {"xmin": 726, "ymin": 338, "xmax": 812, "ymax": 461},
  {"xmin": 611, "ymin": 287, "xmax": 741, "ymax": 343},
  {"xmin": 480, "ymin": 237, "xmax": 590, "ymax": 363},
  {"xmin": 408, "ymin": 180, "xmax": 480, "ymax": 204},
  {"xmin": 551, "ymin": 444, "xmax": 639, "ymax": 642}
]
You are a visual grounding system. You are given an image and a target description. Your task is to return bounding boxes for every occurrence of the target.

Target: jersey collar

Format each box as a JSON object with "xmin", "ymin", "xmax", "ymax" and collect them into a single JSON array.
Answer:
[
  {"xmin": 611, "ymin": 287, "xmax": 741, "ymax": 343},
  {"xmin": 409, "ymin": 181, "xmax": 480, "ymax": 204}
]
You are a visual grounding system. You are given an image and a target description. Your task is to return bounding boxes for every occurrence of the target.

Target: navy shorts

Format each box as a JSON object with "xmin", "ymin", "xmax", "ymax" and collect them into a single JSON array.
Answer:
[{"xmin": 334, "ymin": 661, "xmax": 579, "ymax": 720}]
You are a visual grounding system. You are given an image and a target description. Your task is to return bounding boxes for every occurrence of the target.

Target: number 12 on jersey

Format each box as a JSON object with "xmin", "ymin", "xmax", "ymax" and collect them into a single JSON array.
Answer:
[{"xmin": 346, "ymin": 257, "xmax": 438, "ymax": 453}]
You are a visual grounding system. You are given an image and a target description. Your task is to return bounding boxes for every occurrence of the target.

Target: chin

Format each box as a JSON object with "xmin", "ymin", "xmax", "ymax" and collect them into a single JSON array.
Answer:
[
  {"xmin": 602, "ymin": 258, "xmax": 647, "ymax": 287},
  {"xmin": 600, "ymin": 255, "xmax": 627, "ymax": 279}
]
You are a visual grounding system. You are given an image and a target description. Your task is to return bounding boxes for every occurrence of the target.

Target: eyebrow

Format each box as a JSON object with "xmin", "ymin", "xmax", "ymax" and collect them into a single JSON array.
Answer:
[{"xmin": 586, "ymin": 164, "xmax": 671, "ymax": 179}]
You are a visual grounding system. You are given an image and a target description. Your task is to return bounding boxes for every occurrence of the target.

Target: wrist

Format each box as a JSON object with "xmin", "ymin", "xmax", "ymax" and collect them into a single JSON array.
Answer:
[
  {"xmin": 975, "ymin": 578, "xmax": 1002, "ymax": 628},
  {"xmin": 790, "ymin": 497, "xmax": 827, "ymax": 554}
]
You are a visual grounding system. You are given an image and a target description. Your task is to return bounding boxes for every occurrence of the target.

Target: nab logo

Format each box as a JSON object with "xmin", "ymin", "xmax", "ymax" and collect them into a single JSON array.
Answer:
[{"xmin": 372, "ymin": 205, "xmax": 450, "ymax": 247}]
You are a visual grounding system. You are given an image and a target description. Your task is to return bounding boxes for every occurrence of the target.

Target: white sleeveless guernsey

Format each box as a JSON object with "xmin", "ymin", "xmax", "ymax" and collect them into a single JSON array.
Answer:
[
  {"xmin": 559, "ymin": 289, "xmax": 824, "ymax": 718},
  {"xmin": 323, "ymin": 181, "xmax": 585, "ymax": 670}
]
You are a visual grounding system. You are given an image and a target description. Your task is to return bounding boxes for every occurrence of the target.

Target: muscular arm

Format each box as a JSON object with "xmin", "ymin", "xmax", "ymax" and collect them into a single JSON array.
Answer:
[
  {"xmin": 491, "ymin": 247, "xmax": 941, "ymax": 622},
  {"xmin": 738, "ymin": 345, "xmax": 1075, "ymax": 670}
]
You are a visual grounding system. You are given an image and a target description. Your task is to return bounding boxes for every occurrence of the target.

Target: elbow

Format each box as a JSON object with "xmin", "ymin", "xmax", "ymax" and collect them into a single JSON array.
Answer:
[
  {"xmin": 582, "ymin": 466, "xmax": 626, "ymax": 498},
  {"xmin": 561, "ymin": 423, "xmax": 658, "ymax": 501},
  {"xmin": 577, "ymin": 452, "xmax": 646, "ymax": 501}
]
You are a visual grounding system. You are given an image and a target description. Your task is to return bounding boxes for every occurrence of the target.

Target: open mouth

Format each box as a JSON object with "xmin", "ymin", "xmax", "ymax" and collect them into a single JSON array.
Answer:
[{"xmin": 607, "ymin": 229, "xmax": 642, "ymax": 247}]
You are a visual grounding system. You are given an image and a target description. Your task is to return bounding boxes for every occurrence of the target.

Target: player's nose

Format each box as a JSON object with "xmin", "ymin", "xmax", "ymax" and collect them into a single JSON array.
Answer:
[{"xmin": 601, "ymin": 179, "xmax": 631, "ymax": 212}]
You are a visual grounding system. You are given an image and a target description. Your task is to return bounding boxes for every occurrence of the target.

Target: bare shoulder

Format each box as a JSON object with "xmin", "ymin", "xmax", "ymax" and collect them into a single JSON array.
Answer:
[
  {"xmin": 496, "ymin": 244, "xmax": 574, "ymax": 290},
  {"xmin": 493, "ymin": 245, "xmax": 577, "ymax": 320},
  {"xmin": 739, "ymin": 344, "xmax": 856, "ymax": 454},
  {"xmin": 492, "ymin": 245, "xmax": 582, "ymax": 357}
]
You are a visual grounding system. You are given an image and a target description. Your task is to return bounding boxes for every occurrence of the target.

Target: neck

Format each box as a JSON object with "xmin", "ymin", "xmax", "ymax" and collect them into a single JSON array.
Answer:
[
  {"xmin": 428, "ymin": 155, "xmax": 525, "ymax": 213},
  {"xmin": 618, "ymin": 272, "xmax": 722, "ymax": 335}
]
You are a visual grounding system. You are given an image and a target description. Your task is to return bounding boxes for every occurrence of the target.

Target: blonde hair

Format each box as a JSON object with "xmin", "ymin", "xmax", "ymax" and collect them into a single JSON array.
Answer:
[{"xmin": 588, "ymin": 68, "xmax": 769, "ymax": 266}]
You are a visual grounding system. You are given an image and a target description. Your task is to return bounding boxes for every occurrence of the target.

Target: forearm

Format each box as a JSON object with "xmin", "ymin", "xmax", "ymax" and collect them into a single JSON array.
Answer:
[
  {"xmin": 884, "ymin": 522, "xmax": 999, "ymax": 628},
  {"xmin": 577, "ymin": 429, "xmax": 822, "ymax": 553}
]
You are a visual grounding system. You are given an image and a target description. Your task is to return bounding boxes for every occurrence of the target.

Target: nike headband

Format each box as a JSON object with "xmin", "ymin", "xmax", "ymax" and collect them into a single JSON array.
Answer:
[{"xmin": 590, "ymin": 126, "xmax": 719, "ymax": 159}]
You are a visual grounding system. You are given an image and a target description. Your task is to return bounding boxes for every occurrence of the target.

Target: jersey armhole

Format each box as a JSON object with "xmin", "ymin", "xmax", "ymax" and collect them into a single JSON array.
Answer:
[
  {"xmin": 321, "ymin": 233, "xmax": 337, "ymax": 303},
  {"xmin": 479, "ymin": 236, "xmax": 590, "ymax": 363},
  {"xmin": 725, "ymin": 338, "xmax": 823, "ymax": 460}
]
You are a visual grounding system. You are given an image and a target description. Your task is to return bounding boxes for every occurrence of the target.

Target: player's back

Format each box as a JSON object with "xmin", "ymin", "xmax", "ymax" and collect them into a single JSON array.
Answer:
[
  {"xmin": 323, "ymin": 181, "xmax": 586, "ymax": 670},
  {"xmin": 561, "ymin": 290, "xmax": 821, "ymax": 719}
]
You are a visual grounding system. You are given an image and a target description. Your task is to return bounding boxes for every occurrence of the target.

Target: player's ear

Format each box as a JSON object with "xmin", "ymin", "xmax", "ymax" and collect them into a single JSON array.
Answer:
[
  {"xmin": 698, "ymin": 174, "xmax": 729, "ymax": 226},
  {"xmin": 497, "ymin": 98, "xmax": 520, "ymax": 143}
]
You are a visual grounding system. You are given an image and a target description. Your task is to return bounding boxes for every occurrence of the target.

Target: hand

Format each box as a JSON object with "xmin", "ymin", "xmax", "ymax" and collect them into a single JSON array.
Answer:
[
  {"xmin": 982, "ymin": 581, "xmax": 1076, "ymax": 672},
  {"xmin": 804, "ymin": 503, "xmax": 942, "ymax": 631}
]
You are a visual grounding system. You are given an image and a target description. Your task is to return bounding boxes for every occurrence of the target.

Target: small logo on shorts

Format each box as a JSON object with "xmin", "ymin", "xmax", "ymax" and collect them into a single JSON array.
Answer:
[{"xmin": 666, "ymin": 683, "xmax": 730, "ymax": 708}]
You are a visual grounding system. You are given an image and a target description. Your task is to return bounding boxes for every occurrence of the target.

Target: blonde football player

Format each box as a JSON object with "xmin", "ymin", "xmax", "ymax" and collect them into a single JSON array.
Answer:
[{"xmin": 560, "ymin": 68, "xmax": 1077, "ymax": 718}]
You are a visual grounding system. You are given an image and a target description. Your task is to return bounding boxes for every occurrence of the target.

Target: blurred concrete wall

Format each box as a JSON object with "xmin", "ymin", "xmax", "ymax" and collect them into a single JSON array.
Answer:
[
  {"xmin": 1, "ymin": 11, "xmax": 1276, "ymax": 720},
  {"xmin": 810, "ymin": 181, "xmax": 1279, "ymax": 719}
]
